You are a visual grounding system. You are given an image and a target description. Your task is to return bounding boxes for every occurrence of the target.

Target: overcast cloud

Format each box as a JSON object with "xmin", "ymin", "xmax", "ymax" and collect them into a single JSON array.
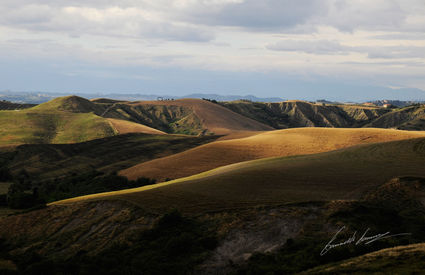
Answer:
[{"xmin": 0, "ymin": 0, "xmax": 425, "ymax": 99}]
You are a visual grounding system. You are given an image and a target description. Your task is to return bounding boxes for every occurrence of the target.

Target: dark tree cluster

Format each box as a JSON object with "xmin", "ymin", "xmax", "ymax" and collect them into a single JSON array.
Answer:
[{"xmin": 5, "ymin": 169, "xmax": 156, "ymax": 209}]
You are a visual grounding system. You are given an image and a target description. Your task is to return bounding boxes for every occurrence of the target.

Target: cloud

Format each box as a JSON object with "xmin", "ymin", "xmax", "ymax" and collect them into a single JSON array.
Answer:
[
  {"xmin": 173, "ymin": 0, "xmax": 327, "ymax": 30},
  {"xmin": 320, "ymin": 0, "xmax": 408, "ymax": 32},
  {"xmin": 0, "ymin": 3, "xmax": 213, "ymax": 42},
  {"xmin": 266, "ymin": 40, "xmax": 350, "ymax": 55},
  {"xmin": 0, "ymin": 0, "xmax": 425, "ymax": 94},
  {"xmin": 267, "ymin": 39, "xmax": 425, "ymax": 60},
  {"xmin": 366, "ymin": 46, "xmax": 425, "ymax": 59}
]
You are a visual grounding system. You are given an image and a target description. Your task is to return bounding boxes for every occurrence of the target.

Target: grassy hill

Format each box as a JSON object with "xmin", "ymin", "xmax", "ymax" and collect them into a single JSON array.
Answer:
[
  {"xmin": 0, "ymin": 109, "xmax": 115, "ymax": 145},
  {"xmin": 121, "ymin": 128, "xmax": 425, "ymax": 182},
  {"xmin": 0, "ymin": 96, "xmax": 175, "ymax": 145},
  {"xmin": 31, "ymin": 95, "xmax": 105, "ymax": 114},
  {"xmin": 54, "ymin": 136, "xmax": 425, "ymax": 214}
]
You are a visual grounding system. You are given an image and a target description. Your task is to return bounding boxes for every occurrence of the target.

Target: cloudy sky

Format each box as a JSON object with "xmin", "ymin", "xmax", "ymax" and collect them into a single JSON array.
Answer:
[{"xmin": 1, "ymin": 0, "xmax": 425, "ymax": 101}]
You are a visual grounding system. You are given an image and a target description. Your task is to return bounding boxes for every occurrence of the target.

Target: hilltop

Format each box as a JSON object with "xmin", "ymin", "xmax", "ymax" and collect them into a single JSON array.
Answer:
[
  {"xmin": 121, "ymin": 128, "xmax": 425, "ymax": 181},
  {"xmin": 32, "ymin": 95, "xmax": 105, "ymax": 114}
]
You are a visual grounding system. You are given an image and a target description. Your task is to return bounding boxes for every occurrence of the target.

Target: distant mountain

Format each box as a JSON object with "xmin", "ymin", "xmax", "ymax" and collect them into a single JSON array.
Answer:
[
  {"xmin": 0, "ymin": 100, "xmax": 35, "ymax": 110},
  {"xmin": 0, "ymin": 91, "xmax": 60, "ymax": 104},
  {"xmin": 371, "ymin": 99, "xmax": 423, "ymax": 107},
  {"xmin": 0, "ymin": 91, "xmax": 284, "ymax": 104},
  {"xmin": 181, "ymin": 93, "xmax": 284, "ymax": 102}
]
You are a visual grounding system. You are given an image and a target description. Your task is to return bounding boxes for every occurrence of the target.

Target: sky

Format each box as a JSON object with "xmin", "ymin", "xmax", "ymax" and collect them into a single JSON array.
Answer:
[{"xmin": 1, "ymin": 0, "xmax": 425, "ymax": 101}]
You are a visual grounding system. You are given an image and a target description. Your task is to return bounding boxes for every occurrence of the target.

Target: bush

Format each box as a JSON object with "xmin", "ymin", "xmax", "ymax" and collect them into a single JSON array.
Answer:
[
  {"xmin": 0, "ymin": 194, "xmax": 7, "ymax": 206},
  {"xmin": 7, "ymin": 192, "xmax": 37, "ymax": 209},
  {"xmin": 0, "ymin": 167, "xmax": 12, "ymax": 182}
]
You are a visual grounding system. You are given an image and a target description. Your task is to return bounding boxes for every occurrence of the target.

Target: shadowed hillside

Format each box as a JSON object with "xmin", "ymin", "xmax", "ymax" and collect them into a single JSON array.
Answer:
[
  {"xmin": 220, "ymin": 100, "xmax": 390, "ymax": 128},
  {"xmin": 365, "ymin": 104, "xmax": 425, "ymax": 130},
  {"xmin": 3, "ymin": 177, "xmax": 425, "ymax": 274},
  {"xmin": 121, "ymin": 128, "xmax": 425, "ymax": 182},
  {"xmin": 0, "ymin": 133, "xmax": 218, "ymax": 203},
  {"xmin": 1, "ymin": 133, "xmax": 218, "ymax": 181}
]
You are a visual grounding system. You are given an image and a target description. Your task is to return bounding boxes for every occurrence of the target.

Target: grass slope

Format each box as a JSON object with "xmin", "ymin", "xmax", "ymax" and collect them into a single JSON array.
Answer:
[
  {"xmin": 107, "ymin": 118, "xmax": 166, "ymax": 135},
  {"xmin": 121, "ymin": 128, "xmax": 425, "ymax": 182},
  {"xmin": 302, "ymin": 242, "xmax": 425, "ymax": 274},
  {"xmin": 0, "ymin": 109, "xmax": 115, "ymax": 145},
  {"xmin": 54, "ymin": 136, "xmax": 425, "ymax": 214}
]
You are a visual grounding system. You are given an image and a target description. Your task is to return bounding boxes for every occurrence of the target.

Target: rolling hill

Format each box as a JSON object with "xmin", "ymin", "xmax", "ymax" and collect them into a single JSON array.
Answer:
[
  {"xmin": 2, "ymin": 95, "xmax": 425, "ymax": 274},
  {"xmin": 121, "ymin": 128, "xmax": 425, "ymax": 182},
  {"xmin": 3, "ymin": 95, "xmax": 424, "ymax": 147},
  {"xmin": 54, "ymin": 135, "xmax": 425, "ymax": 214}
]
